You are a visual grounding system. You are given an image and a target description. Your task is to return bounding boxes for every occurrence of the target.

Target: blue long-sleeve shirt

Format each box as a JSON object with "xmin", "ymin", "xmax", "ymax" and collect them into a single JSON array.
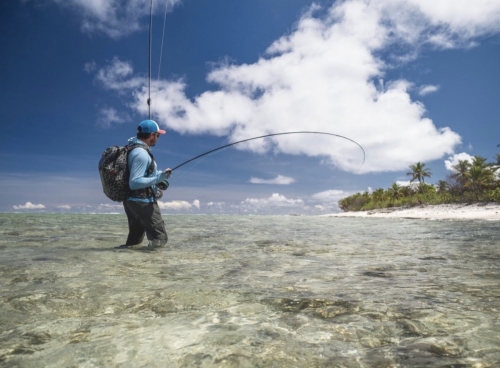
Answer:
[{"xmin": 127, "ymin": 137, "xmax": 169, "ymax": 203}]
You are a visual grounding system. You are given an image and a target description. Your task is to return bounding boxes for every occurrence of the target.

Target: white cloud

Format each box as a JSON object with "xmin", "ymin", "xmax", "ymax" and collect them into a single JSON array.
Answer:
[
  {"xmin": 126, "ymin": 0, "xmax": 482, "ymax": 174},
  {"xmin": 203, "ymin": 190, "xmax": 353, "ymax": 214},
  {"xmin": 239, "ymin": 193, "xmax": 304, "ymax": 214},
  {"xmin": 84, "ymin": 60, "xmax": 97, "ymax": 73},
  {"xmin": 13, "ymin": 202, "xmax": 46, "ymax": 210},
  {"xmin": 57, "ymin": 205, "xmax": 71, "ymax": 210},
  {"xmin": 36, "ymin": 0, "xmax": 180, "ymax": 38},
  {"xmin": 395, "ymin": 181, "xmax": 420, "ymax": 191},
  {"xmin": 403, "ymin": 0, "xmax": 500, "ymax": 39},
  {"xmin": 95, "ymin": 57, "xmax": 143, "ymax": 91},
  {"xmin": 310, "ymin": 189, "xmax": 350, "ymax": 213},
  {"xmin": 249, "ymin": 175, "xmax": 295, "ymax": 185},
  {"xmin": 247, "ymin": 190, "xmax": 356, "ymax": 214},
  {"xmin": 158, "ymin": 199, "xmax": 200, "ymax": 211},
  {"xmin": 311, "ymin": 189, "xmax": 348, "ymax": 202},
  {"xmin": 418, "ymin": 85, "xmax": 440, "ymax": 96},
  {"xmin": 89, "ymin": 0, "xmax": 500, "ymax": 174},
  {"xmin": 97, "ymin": 107, "xmax": 130, "ymax": 128},
  {"xmin": 96, "ymin": 203, "xmax": 123, "ymax": 212},
  {"xmin": 242, "ymin": 193, "xmax": 303, "ymax": 206},
  {"xmin": 41, "ymin": 0, "xmax": 500, "ymax": 41},
  {"xmin": 444, "ymin": 152, "xmax": 474, "ymax": 171},
  {"xmin": 207, "ymin": 201, "xmax": 226, "ymax": 208}
]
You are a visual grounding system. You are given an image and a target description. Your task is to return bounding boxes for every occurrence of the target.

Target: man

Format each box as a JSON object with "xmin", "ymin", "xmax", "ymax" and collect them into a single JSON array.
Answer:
[{"xmin": 120, "ymin": 119, "xmax": 171, "ymax": 249}]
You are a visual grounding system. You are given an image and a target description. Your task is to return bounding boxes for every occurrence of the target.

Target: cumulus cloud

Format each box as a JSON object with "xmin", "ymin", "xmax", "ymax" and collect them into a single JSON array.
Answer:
[
  {"xmin": 242, "ymin": 193, "xmax": 303, "ymax": 206},
  {"xmin": 96, "ymin": 203, "xmax": 123, "ymax": 212},
  {"xmin": 396, "ymin": 180, "xmax": 411, "ymax": 187},
  {"xmin": 95, "ymin": 57, "xmax": 143, "ymax": 91},
  {"xmin": 84, "ymin": 60, "xmax": 97, "ymax": 73},
  {"xmin": 310, "ymin": 189, "xmax": 350, "ymax": 212},
  {"xmin": 238, "ymin": 190, "xmax": 353, "ymax": 214},
  {"xmin": 97, "ymin": 107, "xmax": 131, "ymax": 128},
  {"xmin": 418, "ymin": 85, "xmax": 440, "ymax": 96},
  {"xmin": 57, "ymin": 205, "xmax": 71, "ymax": 210},
  {"xmin": 158, "ymin": 199, "xmax": 200, "ymax": 211},
  {"xmin": 207, "ymin": 201, "xmax": 226, "ymax": 208},
  {"xmin": 241, "ymin": 193, "xmax": 303, "ymax": 209},
  {"xmin": 239, "ymin": 193, "xmax": 304, "ymax": 214},
  {"xmin": 32, "ymin": 0, "xmax": 180, "ymax": 38},
  {"xmin": 38, "ymin": 0, "xmax": 500, "ymax": 41},
  {"xmin": 249, "ymin": 175, "xmax": 295, "ymax": 185},
  {"xmin": 88, "ymin": 0, "xmax": 500, "ymax": 173},
  {"xmin": 310, "ymin": 189, "xmax": 348, "ymax": 202},
  {"xmin": 444, "ymin": 152, "xmax": 474, "ymax": 171},
  {"xmin": 13, "ymin": 202, "xmax": 46, "ymax": 210}
]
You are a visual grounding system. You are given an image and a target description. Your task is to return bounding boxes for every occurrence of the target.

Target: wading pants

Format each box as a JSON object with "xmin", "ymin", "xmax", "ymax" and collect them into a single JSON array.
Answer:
[{"xmin": 123, "ymin": 200, "xmax": 168, "ymax": 247}]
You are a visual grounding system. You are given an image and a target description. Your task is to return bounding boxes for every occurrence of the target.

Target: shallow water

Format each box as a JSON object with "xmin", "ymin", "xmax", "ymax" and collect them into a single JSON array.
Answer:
[{"xmin": 0, "ymin": 213, "xmax": 499, "ymax": 367}]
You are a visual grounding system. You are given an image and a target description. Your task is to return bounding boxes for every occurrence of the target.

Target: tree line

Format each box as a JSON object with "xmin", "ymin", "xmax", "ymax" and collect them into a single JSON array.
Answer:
[{"xmin": 339, "ymin": 154, "xmax": 500, "ymax": 212}]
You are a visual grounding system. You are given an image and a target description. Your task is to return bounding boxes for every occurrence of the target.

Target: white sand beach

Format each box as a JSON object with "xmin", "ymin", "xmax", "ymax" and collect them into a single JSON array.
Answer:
[{"xmin": 327, "ymin": 203, "xmax": 500, "ymax": 220}]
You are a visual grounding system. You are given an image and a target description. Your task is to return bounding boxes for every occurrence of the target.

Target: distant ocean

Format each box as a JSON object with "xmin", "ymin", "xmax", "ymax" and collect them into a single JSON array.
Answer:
[{"xmin": 1, "ymin": 213, "xmax": 499, "ymax": 367}]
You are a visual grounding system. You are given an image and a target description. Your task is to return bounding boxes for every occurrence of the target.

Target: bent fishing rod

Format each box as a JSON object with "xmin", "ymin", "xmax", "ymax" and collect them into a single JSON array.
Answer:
[{"xmin": 170, "ymin": 131, "xmax": 365, "ymax": 172}]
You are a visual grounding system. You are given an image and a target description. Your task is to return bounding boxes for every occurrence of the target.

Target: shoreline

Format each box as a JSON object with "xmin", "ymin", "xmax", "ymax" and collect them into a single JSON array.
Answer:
[{"xmin": 326, "ymin": 203, "xmax": 500, "ymax": 220}]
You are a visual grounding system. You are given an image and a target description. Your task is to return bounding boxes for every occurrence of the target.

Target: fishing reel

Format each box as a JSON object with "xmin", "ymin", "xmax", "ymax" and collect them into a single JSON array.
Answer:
[
  {"xmin": 155, "ymin": 180, "xmax": 169, "ymax": 200},
  {"xmin": 158, "ymin": 180, "xmax": 169, "ymax": 191}
]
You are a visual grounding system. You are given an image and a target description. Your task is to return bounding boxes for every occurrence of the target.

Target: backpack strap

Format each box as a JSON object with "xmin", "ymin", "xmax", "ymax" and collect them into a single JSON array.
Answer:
[
  {"xmin": 127, "ymin": 144, "xmax": 155, "ymax": 172},
  {"xmin": 127, "ymin": 144, "xmax": 156, "ymax": 199}
]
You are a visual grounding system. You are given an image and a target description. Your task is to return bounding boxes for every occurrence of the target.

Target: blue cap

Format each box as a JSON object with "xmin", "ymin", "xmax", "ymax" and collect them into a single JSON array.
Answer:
[{"xmin": 138, "ymin": 120, "xmax": 166, "ymax": 134}]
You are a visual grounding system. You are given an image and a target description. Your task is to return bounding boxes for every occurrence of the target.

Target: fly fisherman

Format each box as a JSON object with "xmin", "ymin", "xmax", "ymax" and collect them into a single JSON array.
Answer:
[{"xmin": 119, "ymin": 120, "xmax": 171, "ymax": 249}]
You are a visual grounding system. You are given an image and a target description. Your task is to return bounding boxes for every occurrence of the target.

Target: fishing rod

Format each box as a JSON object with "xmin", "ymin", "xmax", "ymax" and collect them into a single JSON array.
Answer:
[
  {"xmin": 171, "ymin": 131, "xmax": 366, "ymax": 172},
  {"xmin": 147, "ymin": 0, "xmax": 154, "ymax": 119}
]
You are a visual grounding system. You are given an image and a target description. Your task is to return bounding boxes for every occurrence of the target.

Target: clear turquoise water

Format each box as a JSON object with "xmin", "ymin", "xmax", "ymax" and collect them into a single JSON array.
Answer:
[{"xmin": 0, "ymin": 213, "xmax": 499, "ymax": 367}]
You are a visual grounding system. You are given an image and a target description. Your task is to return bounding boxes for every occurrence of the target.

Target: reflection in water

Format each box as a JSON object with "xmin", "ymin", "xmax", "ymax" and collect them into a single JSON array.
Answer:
[{"xmin": 0, "ymin": 214, "xmax": 499, "ymax": 367}]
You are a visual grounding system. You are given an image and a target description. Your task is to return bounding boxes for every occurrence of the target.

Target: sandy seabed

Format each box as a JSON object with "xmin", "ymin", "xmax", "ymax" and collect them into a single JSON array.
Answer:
[{"xmin": 326, "ymin": 203, "xmax": 500, "ymax": 220}]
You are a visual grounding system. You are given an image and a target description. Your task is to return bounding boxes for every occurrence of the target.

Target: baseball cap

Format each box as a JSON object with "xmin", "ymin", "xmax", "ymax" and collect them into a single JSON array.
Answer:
[{"xmin": 138, "ymin": 120, "xmax": 166, "ymax": 134}]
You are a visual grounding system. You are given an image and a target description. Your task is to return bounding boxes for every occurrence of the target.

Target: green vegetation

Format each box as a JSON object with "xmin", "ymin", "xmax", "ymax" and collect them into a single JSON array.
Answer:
[{"xmin": 339, "ymin": 156, "xmax": 500, "ymax": 212}]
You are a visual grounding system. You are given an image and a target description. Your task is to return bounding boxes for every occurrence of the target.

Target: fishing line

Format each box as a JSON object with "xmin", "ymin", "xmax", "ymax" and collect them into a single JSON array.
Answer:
[
  {"xmin": 157, "ymin": 1, "xmax": 169, "ymax": 83},
  {"xmin": 153, "ymin": 0, "xmax": 169, "ymax": 116},
  {"xmin": 170, "ymin": 131, "xmax": 365, "ymax": 173},
  {"xmin": 169, "ymin": 146, "xmax": 233, "ymax": 181},
  {"xmin": 147, "ymin": 0, "xmax": 170, "ymax": 121}
]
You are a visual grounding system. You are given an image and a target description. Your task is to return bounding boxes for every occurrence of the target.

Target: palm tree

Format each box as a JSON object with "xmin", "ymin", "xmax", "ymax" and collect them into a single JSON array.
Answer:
[
  {"xmin": 407, "ymin": 162, "xmax": 432, "ymax": 184},
  {"xmin": 495, "ymin": 153, "xmax": 500, "ymax": 165},
  {"xmin": 388, "ymin": 183, "xmax": 403, "ymax": 200},
  {"xmin": 466, "ymin": 165, "xmax": 495, "ymax": 194},
  {"xmin": 372, "ymin": 188, "xmax": 386, "ymax": 202},
  {"xmin": 401, "ymin": 185, "xmax": 414, "ymax": 197},
  {"xmin": 487, "ymin": 154, "xmax": 500, "ymax": 173},
  {"xmin": 451, "ymin": 160, "xmax": 471, "ymax": 185},
  {"xmin": 436, "ymin": 180, "xmax": 449, "ymax": 193},
  {"xmin": 472, "ymin": 155, "xmax": 489, "ymax": 169}
]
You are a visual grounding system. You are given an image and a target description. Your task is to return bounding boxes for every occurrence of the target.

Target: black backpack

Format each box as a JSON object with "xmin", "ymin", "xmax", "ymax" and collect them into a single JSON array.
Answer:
[
  {"xmin": 99, "ymin": 144, "xmax": 169, "ymax": 202},
  {"xmin": 98, "ymin": 145, "xmax": 141, "ymax": 202}
]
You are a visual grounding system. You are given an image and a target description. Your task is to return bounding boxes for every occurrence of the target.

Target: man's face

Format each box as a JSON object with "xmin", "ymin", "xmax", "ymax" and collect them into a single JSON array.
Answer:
[{"xmin": 149, "ymin": 132, "xmax": 160, "ymax": 147}]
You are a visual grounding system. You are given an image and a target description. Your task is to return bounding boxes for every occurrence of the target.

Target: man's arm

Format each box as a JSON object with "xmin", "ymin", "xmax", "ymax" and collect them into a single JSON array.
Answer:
[{"xmin": 128, "ymin": 149, "xmax": 168, "ymax": 190}]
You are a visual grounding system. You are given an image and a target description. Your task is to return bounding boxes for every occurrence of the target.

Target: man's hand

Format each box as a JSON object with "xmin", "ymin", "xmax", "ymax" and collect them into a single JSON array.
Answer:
[{"xmin": 165, "ymin": 168, "xmax": 172, "ymax": 179}]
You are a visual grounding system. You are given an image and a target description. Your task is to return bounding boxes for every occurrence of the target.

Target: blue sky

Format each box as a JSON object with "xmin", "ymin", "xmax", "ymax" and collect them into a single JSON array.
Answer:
[{"xmin": 1, "ymin": 0, "xmax": 500, "ymax": 214}]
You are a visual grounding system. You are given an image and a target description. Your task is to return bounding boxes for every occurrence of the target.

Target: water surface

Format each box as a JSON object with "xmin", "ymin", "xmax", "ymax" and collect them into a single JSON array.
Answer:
[{"xmin": 0, "ymin": 214, "xmax": 499, "ymax": 367}]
